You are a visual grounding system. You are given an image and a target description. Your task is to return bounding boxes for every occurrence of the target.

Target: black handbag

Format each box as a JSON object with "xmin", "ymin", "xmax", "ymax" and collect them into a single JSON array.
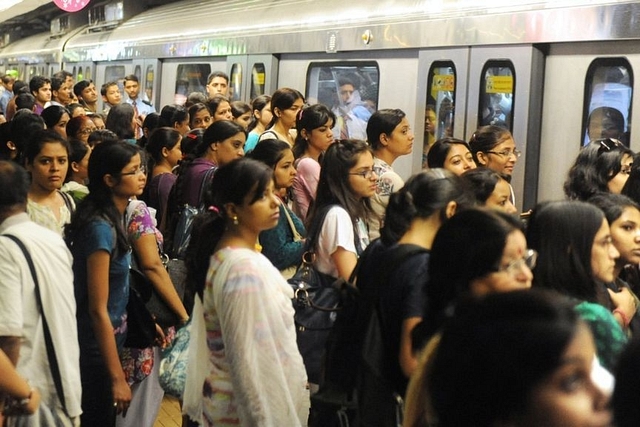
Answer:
[{"xmin": 125, "ymin": 267, "xmax": 157, "ymax": 348}]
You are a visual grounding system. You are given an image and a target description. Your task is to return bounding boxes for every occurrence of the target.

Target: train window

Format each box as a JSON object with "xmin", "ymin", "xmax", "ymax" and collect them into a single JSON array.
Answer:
[
  {"xmin": 72, "ymin": 66, "xmax": 77, "ymax": 80},
  {"xmin": 134, "ymin": 65, "xmax": 142, "ymax": 81},
  {"xmin": 28, "ymin": 66, "xmax": 37, "ymax": 79},
  {"xmin": 478, "ymin": 60, "xmax": 515, "ymax": 131},
  {"xmin": 582, "ymin": 58, "xmax": 633, "ymax": 147},
  {"xmin": 145, "ymin": 65, "xmax": 155, "ymax": 104},
  {"xmin": 175, "ymin": 63, "xmax": 210, "ymax": 105},
  {"xmin": 425, "ymin": 61, "xmax": 456, "ymax": 158},
  {"xmin": 306, "ymin": 61, "xmax": 379, "ymax": 141},
  {"xmin": 230, "ymin": 63, "xmax": 242, "ymax": 101},
  {"xmin": 250, "ymin": 63, "xmax": 266, "ymax": 99},
  {"xmin": 105, "ymin": 65, "xmax": 125, "ymax": 91},
  {"xmin": 85, "ymin": 66, "xmax": 92, "ymax": 82}
]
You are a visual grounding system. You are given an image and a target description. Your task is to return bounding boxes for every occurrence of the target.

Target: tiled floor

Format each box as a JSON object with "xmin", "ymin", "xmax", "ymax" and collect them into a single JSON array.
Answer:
[{"xmin": 154, "ymin": 396, "xmax": 182, "ymax": 427}]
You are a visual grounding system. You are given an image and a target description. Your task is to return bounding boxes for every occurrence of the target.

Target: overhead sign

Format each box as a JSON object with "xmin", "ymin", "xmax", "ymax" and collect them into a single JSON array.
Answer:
[{"xmin": 53, "ymin": 0, "xmax": 90, "ymax": 12}]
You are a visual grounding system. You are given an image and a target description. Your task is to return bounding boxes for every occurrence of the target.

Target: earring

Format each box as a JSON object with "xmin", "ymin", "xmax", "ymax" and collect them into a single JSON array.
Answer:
[{"xmin": 233, "ymin": 215, "xmax": 239, "ymax": 226}]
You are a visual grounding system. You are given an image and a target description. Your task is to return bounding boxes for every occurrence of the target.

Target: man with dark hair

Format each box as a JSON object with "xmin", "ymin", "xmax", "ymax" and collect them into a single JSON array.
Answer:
[
  {"xmin": 53, "ymin": 70, "xmax": 77, "ymax": 103},
  {"xmin": 123, "ymin": 74, "xmax": 155, "ymax": 117},
  {"xmin": 4, "ymin": 80, "xmax": 28, "ymax": 121},
  {"xmin": 29, "ymin": 75, "xmax": 51, "ymax": 115},
  {"xmin": 15, "ymin": 93, "xmax": 36, "ymax": 112},
  {"xmin": 50, "ymin": 76, "xmax": 74, "ymax": 107},
  {"xmin": 0, "ymin": 74, "xmax": 15, "ymax": 116},
  {"xmin": 73, "ymin": 80, "xmax": 98, "ymax": 113},
  {"xmin": 206, "ymin": 71, "xmax": 229, "ymax": 98},
  {"xmin": 100, "ymin": 81, "xmax": 121, "ymax": 114},
  {"xmin": 0, "ymin": 160, "xmax": 82, "ymax": 426}
]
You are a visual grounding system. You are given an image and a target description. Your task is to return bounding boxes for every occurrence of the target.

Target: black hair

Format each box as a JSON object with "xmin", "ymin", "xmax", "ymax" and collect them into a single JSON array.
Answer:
[
  {"xmin": 100, "ymin": 81, "xmax": 119, "ymax": 97},
  {"xmin": 73, "ymin": 80, "xmax": 92, "ymax": 99},
  {"xmin": 267, "ymin": 88, "xmax": 304, "ymax": 129},
  {"xmin": 87, "ymin": 129, "xmax": 118, "ymax": 147},
  {"xmin": 468, "ymin": 125, "xmax": 512, "ymax": 164},
  {"xmin": 381, "ymin": 168, "xmax": 473, "ymax": 245},
  {"xmin": 0, "ymin": 160, "xmax": 30, "ymax": 211},
  {"xmin": 589, "ymin": 192, "xmax": 640, "ymax": 226},
  {"xmin": 427, "ymin": 137, "xmax": 473, "ymax": 168},
  {"xmin": 106, "ymin": 103, "xmax": 135, "ymax": 140},
  {"xmin": 29, "ymin": 75, "xmax": 50, "ymax": 94},
  {"xmin": 159, "ymin": 104, "xmax": 189, "ymax": 129},
  {"xmin": 181, "ymin": 128, "xmax": 204, "ymax": 158},
  {"xmin": 366, "ymin": 108, "xmax": 406, "ymax": 150},
  {"xmin": 23, "ymin": 129, "xmax": 70, "ymax": 166},
  {"xmin": 205, "ymin": 95, "xmax": 230, "ymax": 119},
  {"xmin": 41, "ymin": 105, "xmax": 70, "ymax": 129},
  {"xmin": 246, "ymin": 95, "xmax": 271, "ymax": 133},
  {"xmin": 207, "ymin": 71, "xmax": 229, "ymax": 85},
  {"xmin": 15, "ymin": 93, "xmax": 36, "ymax": 111},
  {"xmin": 461, "ymin": 167, "xmax": 510, "ymax": 205},
  {"xmin": 247, "ymin": 139, "xmax": 291, "ymax": 170},
  {"xmin": 65, "ymin": 139, "xmax": 90, "ymax": 183},
  {"xmin": 10, "ymin": 111, "xmax": 45, "ymax": 164},
  {"xmin": 188, "ymin": 103, "xmax": 211, "ymax": 129},
  {"xmin": 230, "ymin": 101, "xmax": 251, "ymax": 119},
  {"xmin": 145, "ymin": 127, "xmax": 182, "ymax": 172},
  {"xmin": 0, "ymin": 122, "xmax": 12, "ymax": 161},
  {"xmin": 123, "ymin": 74, "xmax": 139, "ymax": 83}
]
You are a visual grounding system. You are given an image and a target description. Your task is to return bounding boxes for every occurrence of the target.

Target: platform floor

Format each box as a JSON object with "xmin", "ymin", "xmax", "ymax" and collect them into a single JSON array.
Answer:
[{"xmin": 154, "ymin": 396, "xmax": 182, "ymax": 427}]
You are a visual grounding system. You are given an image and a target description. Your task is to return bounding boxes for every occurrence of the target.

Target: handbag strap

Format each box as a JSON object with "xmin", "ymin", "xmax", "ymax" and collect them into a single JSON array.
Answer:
[
  {"xmin": 3, "ymin": 234, "xmax": 70, "ymax": 417},
  {"xmin": 281, "ymin": 203, "xmax": 303, "ymax": 242}
]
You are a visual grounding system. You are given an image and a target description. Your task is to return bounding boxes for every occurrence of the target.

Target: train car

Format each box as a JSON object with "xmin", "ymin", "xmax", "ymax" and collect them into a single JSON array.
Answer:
[{"xmin": 1, "ymin": 0, "xmax": 639, "ymax": 210}]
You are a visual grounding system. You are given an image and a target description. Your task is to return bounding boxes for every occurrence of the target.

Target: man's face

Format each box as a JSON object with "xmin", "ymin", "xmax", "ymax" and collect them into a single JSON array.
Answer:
[
  {"xmin": 33, "ymin": 83, "xmax": 52, "ymax": 105},
  {"xmin": 54, "ymin": 82, "xmax": 73, "ymax": 105},
  {"xmin": 206, "ymin": 77, "xmax": 228, "ymax": 97},
  {"xmin": 124, "ymin": 80, "xmax": 140, "ymax": 99},
  {"xmin": 339, "ymin": 84, "xmax": 355, "ymax": 105},
  {"xmin": 102, "ymin": 85, "xmax": 122, "ymax": 106},
  {"xmin": 81, "ymin": 83, "xmax": 99, "ymax": 104}
]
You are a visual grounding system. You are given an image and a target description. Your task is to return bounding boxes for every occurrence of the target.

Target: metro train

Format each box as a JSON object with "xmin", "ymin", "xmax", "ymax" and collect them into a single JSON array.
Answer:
[{"xmin": 1, "ymin": 0, "xmax": 639, "ymax": 210}]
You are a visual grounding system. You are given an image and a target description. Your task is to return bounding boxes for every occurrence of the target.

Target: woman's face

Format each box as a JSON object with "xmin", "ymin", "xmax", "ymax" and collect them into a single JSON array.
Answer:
[
  {"xmin": 111, "ymin": 153, "xmax": 146, "ymax": 199},
  {"xmin": 234, "ymin": 112, "xmax": 252, "ymax": 130},
  {"xmin": 256, "ymin": 102, "xmax": 273, "ymax": 127},
  {"xmin": 609, "ymin": 206, "xmax": 640, "ymax": 266},
  {"xmin": 470, "ymin": 230, "xmax": 533, "ymax": 295},
  {"xmin": 212, "ymin": 132, "xmax": 245, "ymax": 166},
  {"xmin": 277, "ymin": 98, "xmax": 304, "ymax": 129},
  {"xmin": 76, "ymin": 118, "xmax": 97, "ymax": 143},
  {"xmin": 213, "ymin": 101, "xmax": 233, "ymax": 122},
  {"xmin": 174, "ymin": 117, "xmax": 191, "ymax": 136},
  {"xmin": 27, "ymin": 142, "xmax": 69, "ymax": 192},
  {"xmin": 234, "ymin": 179, "xmax": 281, "ymax": 234},
  {"xmin": 477, "ymin": 135, "xmax": 518, "ymax": 175},
  {"xmin": 191, "ymin": 109, "xmax": 212, "ymax": 130},
  {"xmin": 347, "ymin": 150, "xmax": 377, "ymax": 200},
  {"xmin": 71, "ymin": 147, "xmax": 91, "ymax": 184},
  {"xmin": 306, "ymin": 119, "xmax": 335, "ymax": 152},
  {"xmin": 164, "ymin": 139, "xmax": 182, "ymax": 169},
  {"xmin": 444, "ymin": 144, "xmax": 476, "ymax": 175},
  {"xmin": 607, "ymin": 153, "xmax": 633, "ymax": 194},
  {"xmin": 517, "ymin": 323, "xmax": 612, "ymax": 427},
  {"xmin": 53, "ymin": 112, "xmax": 70, "ymax": 139},
  {"xmin": 591, "ymin": 219, "xmax": 620, "ymax": 283},
  {"xmin": 273, "ymin": 149, "xmax": 296, "ymax": 190},
  {"xmin": 384, "ymin": 117, "xmax": 414, "ymax": 157},
  {"xmin": 485, "ymin": 178, "xmax": 517, "ymax": 214}
]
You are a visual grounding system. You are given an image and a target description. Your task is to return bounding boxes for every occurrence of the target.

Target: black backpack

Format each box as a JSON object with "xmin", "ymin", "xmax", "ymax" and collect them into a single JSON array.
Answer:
[{"xmin": 310, "ymin": 242, "xmax": 427, "ymax": 427}]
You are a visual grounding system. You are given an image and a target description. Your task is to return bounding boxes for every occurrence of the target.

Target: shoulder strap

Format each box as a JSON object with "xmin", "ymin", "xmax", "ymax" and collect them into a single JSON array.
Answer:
[
  {"xmin": 197, "ymin": 167, "xmax": 217, "ymax": 208},
  {"xmin": 59, "ymin": 190, "xmax": 75, "ymax": 214},
  {"xmin": 281, "ymin": 204, "xmax": 303, "ymax": 242},
  {"xmin": 2, "ymin": 234, "xmax": 69, "ymax": 416}
]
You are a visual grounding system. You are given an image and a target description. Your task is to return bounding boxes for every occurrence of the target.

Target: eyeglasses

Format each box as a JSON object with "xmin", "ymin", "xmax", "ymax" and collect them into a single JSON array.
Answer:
[
  {"xmin": 349, "ymin": 169, "xmax": 376, "ymax": 179},
  {"xmin": 596, "ymin": 138, "xmax": 624, "ymax": 154},
  {"xmin": 493, "ymin": 249, "xmax": 537, "ymax": 275},
  {"xmin": 120, "ymin": 166, "xmax": 147, "ymax": 176},
  {"xmin": 78, "ymin": 127, "xmax": 97, "ymax": 136},
  {"xmin": 486, "ymin": 148, "xmax": 521, "ymax": 159}
]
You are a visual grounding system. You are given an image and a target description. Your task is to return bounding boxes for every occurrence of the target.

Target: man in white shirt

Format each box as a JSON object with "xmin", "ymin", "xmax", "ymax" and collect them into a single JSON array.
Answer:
[
  {"xmin": 123, "ymin": 74, "xmax": 156, "ymax": 118},
  {"xmin": 0, "ymin": 161, "xmax": 82, "ymax": 426}
]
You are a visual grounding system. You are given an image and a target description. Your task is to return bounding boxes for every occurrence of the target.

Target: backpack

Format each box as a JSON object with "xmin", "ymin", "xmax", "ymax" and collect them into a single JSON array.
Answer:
[
  {"xmin": 165, "ymin": 166, "xmax": 216, "ymax": 259},
  {"xmin": 310, "ymin": 242, "xmax": 427, "ymax": 427}
]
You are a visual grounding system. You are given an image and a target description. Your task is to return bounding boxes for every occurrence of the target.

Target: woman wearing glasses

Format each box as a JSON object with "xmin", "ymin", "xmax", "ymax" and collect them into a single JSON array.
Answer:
[
  {"xmin": 527, "ymin": 200, "xmax": 630, "ymax": 371},
  {"xmin": 564, "ymin": 138, "xmax": 634, "ymax": 201},
  {"xmin": 468, "ymin": 125, "xmax": 520, "ymax": 177},
  {"xmin": 302, "ymin": 139, "xmax": 376, "ymax": 386}
]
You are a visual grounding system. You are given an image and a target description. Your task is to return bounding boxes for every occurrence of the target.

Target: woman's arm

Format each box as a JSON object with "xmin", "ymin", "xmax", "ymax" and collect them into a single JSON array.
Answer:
[
  {"xmin": 399, "ymin": 317, "xmax": 422, "ymax": 377},
  {"xmin": 86, "ymin": 250, "xmax": 131, "ymax": 413},
  {"xmin": 260, "ymin": 206, "xmax": 305, "ymax": 270},
  {"xmin": 132, "ymin": 234, "xmax": 188, "ymax": 322},
  {"xmin": 331, "ymin": 247, "xmax": 358, "ymax": 280},
  {"xmin": 0, "ymin": 349, "xmax": 40, "ymax": 415}
]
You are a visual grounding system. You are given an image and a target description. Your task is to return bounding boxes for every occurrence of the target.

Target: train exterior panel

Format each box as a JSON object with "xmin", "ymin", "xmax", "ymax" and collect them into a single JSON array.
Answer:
[{"xmin": 1, "ymin": 0, "xmax": 639, "ymax": 208}]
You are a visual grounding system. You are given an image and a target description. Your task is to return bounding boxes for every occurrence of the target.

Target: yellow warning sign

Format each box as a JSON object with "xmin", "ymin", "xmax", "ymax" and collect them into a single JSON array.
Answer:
[
  {"xmin": 432, "ymin": 74, "xmax": 455, "ymax": 92},
  {"xmin": 486, "ymin": 76, "xmax": 513, "ymax": 94}
]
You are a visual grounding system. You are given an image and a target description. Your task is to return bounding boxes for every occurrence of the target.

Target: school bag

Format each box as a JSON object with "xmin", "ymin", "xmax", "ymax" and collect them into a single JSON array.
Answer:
[{"xmin": 310, "ymin": 242, "xmax": 428, "ymax": 427}]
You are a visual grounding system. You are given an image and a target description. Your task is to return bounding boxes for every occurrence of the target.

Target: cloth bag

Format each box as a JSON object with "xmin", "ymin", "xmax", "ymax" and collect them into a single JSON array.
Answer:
[{"xmin": 158, "ymin": 317, "xmax": 192, "ymax": 398}]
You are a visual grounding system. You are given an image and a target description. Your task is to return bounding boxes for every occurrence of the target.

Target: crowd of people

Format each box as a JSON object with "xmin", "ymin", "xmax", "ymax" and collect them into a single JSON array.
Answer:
[{"xmin": 0, "ymin": 67, "xmax": 640, "ymax": 427}]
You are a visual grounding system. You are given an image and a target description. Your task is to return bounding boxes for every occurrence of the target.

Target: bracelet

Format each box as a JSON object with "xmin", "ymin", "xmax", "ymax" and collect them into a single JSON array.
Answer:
[
  {"xmin": 18, "ymin": 389, "xmax": 34, "ymax": 407},
  {"xmin": 613, "ymin": 308, "xmax": 631, "ymax": 328}
]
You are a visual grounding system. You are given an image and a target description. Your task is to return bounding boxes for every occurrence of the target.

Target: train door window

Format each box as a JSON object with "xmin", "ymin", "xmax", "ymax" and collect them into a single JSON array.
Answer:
[
  {"xmin": 250, "ymin": 63, "xmax": 266, "ymax": 99},
  {"xmin": 426, "ymin": 61, "xmax": 456, "ymax": 152},
  {"xmin": 175, "ymin": 63, "xmax": 210, "ymax": 105},
  {"xmin": 306, "ymin": 61, "xmax": 379, "ymax": 141},
  {"xmin": 230, "ymin": 63, "xmax": 242, "ymax": 101},
  {"xmin": 85, "ymin": 66, "xmax": 92, "ymax": 82},
  {"xmin": 78, "ymin": 67, "xmax": 84, "ymax": 81},
  {"xmin": 134, "ymin": 65, "xmax": 142, "ymax": 81},
  {"xmin": 582, "ymin": 58, "xmax": 633, "ymax": 147},
  {"xmin": 28, "ymin": 66, "xmax": 37, "ymax": 79},
  {"xmin": 145, "ymin": 65, "xmax": 155, "ymax": 104},
  {"xmin": 72, "ymin": 66, "xmax": 77, "ymax": 80},
  {"xmin": 105, "ymin": 65, "xmax": 126, "ymax": 91},
  {"xmin": 478, "ymin": 60, "xmax": 515, "ymax": 131}
]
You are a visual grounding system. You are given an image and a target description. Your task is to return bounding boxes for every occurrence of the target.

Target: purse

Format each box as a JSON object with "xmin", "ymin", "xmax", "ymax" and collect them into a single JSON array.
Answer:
[
  {"xmin": 279, "ymin": 204, "xmax": 304, "ymax": 279},
  {"xmin": 124, "ymin": 267, "xmax": 157, "ymax": 348},
  {"xmin": 158, "ymin": 318, "xmax": 192, "ymax": 398}
]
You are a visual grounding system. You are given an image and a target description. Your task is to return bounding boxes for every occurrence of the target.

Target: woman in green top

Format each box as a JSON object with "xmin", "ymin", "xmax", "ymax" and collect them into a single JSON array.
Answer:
[{"xmin": 527, "ymin": 200, "xmax": 632, "ymax": 371}]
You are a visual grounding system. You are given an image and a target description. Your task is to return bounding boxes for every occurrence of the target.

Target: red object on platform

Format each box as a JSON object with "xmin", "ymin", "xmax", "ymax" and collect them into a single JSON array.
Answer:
[{"xmin": 53, "ymin": 0, "xmax": 90, "ymax": 12}]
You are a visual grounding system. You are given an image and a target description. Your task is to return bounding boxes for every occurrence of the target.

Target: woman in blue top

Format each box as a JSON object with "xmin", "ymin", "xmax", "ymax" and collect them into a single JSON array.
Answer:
[
  {"xmin": 65, "ymin": 141, "xmax": 147, "ymax": 426},
  {"xmin": 248, "ymin": 139, "xmax": 306, "ymax": 276}
]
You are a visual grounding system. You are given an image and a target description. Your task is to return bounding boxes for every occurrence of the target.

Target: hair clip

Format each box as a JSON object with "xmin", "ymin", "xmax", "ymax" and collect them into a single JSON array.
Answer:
[
  {"xmin": 208, "ymin": 205, "xmax": 220, "ymax": 214},
  {"xmin": 297, "ymin": 108, "xmax": 304, "ymax": 121}
]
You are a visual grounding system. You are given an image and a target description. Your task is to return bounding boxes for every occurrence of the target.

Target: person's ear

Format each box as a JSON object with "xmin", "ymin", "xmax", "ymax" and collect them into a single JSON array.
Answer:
[
  {"xmin": 103, "ymin": 173, "xmax": 117, "ymax": 188},
  {"xmin": 71, "ymin": 161, "xmax": 81, "ymax": 174},
  {"xmin": 161, "ymin": 146, "xmax": 170, "ymax": 158},
  {"xmin": 476, "ymin": 151, "xmax": 488, "ymax": 166},
  {"xmin": 380, "ymin": 133, "xmax": 390, "ymax": 147},
  {"xmin": 445, "ymin": 201, "xmax": 457, "ymax": 219},
  {"xmin": 224, "ymin": 202, "xmax": 238, "ymax": 220}
]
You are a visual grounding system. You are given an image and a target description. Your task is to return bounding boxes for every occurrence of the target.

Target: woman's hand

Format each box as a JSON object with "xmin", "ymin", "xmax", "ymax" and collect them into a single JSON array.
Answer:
[
  {"xmin": 112, "ymin": 376, "xmax": 132, "ymax": 416},
  {"xmin": 608, "ymin": 287, "xmax": 637, "ymax": 327}
]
